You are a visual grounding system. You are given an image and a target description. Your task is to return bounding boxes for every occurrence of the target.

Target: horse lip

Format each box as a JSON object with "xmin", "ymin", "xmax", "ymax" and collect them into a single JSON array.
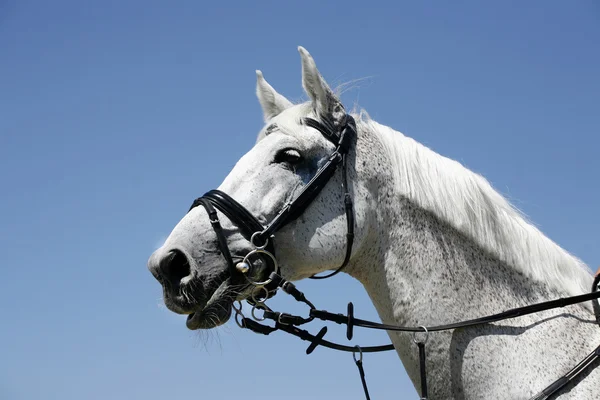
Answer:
[
  {"xmin": 164, "ymin": 295, "xmax": 205, "ymax": 315},
  {"xmin": 186, "ymin": 303, "xmax": 233, "ymax": 330},
  {"xmin": 186, "ymin": 311, "xmax": 202, "ymax": 329},
  {"xmin": 184, "ymin": 278, "xmax": 233, "ymax": 329}
]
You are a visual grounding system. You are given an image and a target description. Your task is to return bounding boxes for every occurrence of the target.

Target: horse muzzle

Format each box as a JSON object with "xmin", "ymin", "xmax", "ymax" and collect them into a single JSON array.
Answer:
[{"xmin": 148, "ymin": 248, "xmax": 210, "ymax": 314}]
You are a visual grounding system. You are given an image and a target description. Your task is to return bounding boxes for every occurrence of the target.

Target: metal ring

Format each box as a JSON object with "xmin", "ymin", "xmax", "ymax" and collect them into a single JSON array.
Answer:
[
  {"xmin": 277, "ymin": 313, "xmax": 286, "ymax": 325},
  {"xmin": 232, "ymin": 300, "xmax": 243, "ymax": 313},
  {"xmin": 242, "ymin": 249, "xmax": 279, "ymax": 286},
  {"xmin": 250, "ymin": 232, "xmax": 268, "ymax": 250},
  {"xmin": 234, "ymin": 310, "xmax": 245, "ymax": 329},
  {"xmin": 251, "ymin": 286, "xmax": 269, "ymax": 304},
  {"xmin": 412, "ymin": 326, "xmax": 429, "ymax": 345},
  {"xmin": 352, "ymin": 345, "xmax": 363, "ymax": 363},
  {"xmin": 251, "ymin": 303, "xmax": 268, "ymax": 321}
]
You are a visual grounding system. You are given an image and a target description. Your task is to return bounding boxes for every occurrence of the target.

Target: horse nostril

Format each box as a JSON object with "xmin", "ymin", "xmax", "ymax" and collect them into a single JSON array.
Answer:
[{"xmin": 159, "ymin": 250, "xmax": 192, "ymax": 287}]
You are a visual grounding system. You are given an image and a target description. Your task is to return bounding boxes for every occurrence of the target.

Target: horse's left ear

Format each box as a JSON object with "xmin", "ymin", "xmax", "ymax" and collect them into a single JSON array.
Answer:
[{"xmin": 298, "ymin": 46, "xmax": 346, "ymax": 127}]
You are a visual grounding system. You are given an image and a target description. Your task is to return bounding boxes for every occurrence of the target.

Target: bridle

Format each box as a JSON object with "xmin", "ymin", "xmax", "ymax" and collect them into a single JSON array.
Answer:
[
  {"xmin": 187, "ymin": 112, "xmax": 600, "ymax": 400},
  {"xmin": 189, "ymin": 113, "xmax": 356, "ymax": 298}
]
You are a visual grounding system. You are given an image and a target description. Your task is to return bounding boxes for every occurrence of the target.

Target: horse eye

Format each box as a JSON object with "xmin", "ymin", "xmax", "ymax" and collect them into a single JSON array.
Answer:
[{"xmin": 275, "ymin": 149, "xmax": 303, "ymax": 165}]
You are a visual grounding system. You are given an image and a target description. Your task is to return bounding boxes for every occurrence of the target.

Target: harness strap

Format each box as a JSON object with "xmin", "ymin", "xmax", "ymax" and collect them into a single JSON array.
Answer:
[
  {"xmin": 309, "ymin": 154, "xmax": 355, "ymax": 280},
  {"xmin": 190, "ymin": 198, "xmax": 236, "ymax": 277},
  {"xmin": 304, "ymin": 117, "xmax": 340, "ymax": 144},
  {"xmin": 198, "ymin": 190, "xmax": 267, "ymax": 242},
  {"xmin": 532, "ymin": 274, "xmax": 600, "ymax": 400},
  {"xmin": 309, "ymin": 120, "xmax": 356, "ymax": 279},
  {"xmin": 258, "ymin": 116, "xmax": 354, "ymax": 240},
  {"xmin": 259, "ymin": 149, "xmax": 344, "ymax": 240},
  {"xmin": 594, "ymin": 270, "xmax": 600, "ymax": 326},
  {"xmin": 311, "ymin": 290, "xmax": 600, "ymax": 335},
  {"xmin": 189, "ymin": 115, "xmax": 356, "ymax": 298},
  {"xmin": 417, "ymin": 342, "xmax": 428, "ymax": 399},
  {"xmin": 353, "ymin": 348, "xmax": 372, "ymax": 400},
  {"xmin": 262, "ymin": 272, "xmax": 600, "ymax": 399},
  {"xmin": 528, "ymin": 344, "xmax": 600, "ymax": 400},
  {"xmin": 190, "ymin": 190, "xmax": 279, "ymax": 296},
  {"xmin": 240, "ymin": 313, "xmax": 395, "ymax": 353}
]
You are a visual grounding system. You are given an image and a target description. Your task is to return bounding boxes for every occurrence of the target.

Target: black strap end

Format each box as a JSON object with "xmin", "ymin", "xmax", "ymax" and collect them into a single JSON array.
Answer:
[
  {"xmin": 241, "ymin": 318, "xmax": 277, "ymax": 336},
  {"xmin": 310, "ymin": 309, "xmax": 347, "ymax": 324},
  {"xmin": 347, "ymin": 302, "xmax": 355, "ymax": 340},
  {"xmin": 269, "ymin": 272, "xmax": 285, "ymax": 287},
  {"xmin": 306, "ymin": 327, "xmax": 328, "ymax": 355},
  {"xmin": 282, "ymin": 281, "xmax": 307, "ymax": 303}
]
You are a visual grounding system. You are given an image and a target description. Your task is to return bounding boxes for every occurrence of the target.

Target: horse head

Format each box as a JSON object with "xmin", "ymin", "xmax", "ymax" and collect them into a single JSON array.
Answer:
[{"xmin": 147, "ymin": 47, "xmax": 372, "ymax": 330}]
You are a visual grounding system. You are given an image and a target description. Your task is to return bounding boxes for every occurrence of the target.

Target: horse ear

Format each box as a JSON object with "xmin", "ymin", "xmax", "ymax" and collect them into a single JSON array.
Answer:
[
  {"xmin": 256, "ymin": 70, "xmax": 293, "ymax": 121},
  {"xmin": 298, "ymin": 46, "xmax": 345, "ymax": 126}
]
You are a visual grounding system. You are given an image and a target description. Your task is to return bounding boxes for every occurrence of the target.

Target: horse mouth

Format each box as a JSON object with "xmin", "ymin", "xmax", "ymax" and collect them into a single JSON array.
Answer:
[{"xmin": 185, "ymin": 280, "xmax": 235, "ymax": 330}]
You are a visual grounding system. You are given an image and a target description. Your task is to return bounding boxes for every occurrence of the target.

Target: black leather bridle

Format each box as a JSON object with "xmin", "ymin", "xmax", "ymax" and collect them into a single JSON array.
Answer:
[
  {"xmin": 184, "ymin": 112, "xmax": 600, "ymax": 400},
  {"xmin": 188, "ymin": 114, "xmax": 357, "ymax": 297}
]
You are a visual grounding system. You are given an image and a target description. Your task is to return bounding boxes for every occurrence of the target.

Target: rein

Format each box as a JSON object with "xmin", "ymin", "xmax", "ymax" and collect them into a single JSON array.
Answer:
[
  {"xmin": 188, "ymin": 113, "xmax": 600, "ymax": 399},
  {"xmin": 239, "ymin": 271, "xmax": 600, "ymax": 400}
]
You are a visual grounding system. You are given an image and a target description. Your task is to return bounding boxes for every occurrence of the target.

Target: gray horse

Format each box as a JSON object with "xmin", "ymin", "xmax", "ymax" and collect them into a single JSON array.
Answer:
[{"xmin": 148, "ymin": 47, "xmax": 599, "ymax": 399}]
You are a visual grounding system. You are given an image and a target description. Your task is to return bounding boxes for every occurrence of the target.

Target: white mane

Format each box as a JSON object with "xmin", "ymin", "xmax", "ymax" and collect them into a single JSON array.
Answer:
[{"xmin": 356, "ymin": 112, "xmax": 593, "ymax": 297}]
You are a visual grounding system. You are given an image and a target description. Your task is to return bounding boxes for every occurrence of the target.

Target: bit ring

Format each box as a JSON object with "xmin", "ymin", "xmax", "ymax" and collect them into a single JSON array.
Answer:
[
  {"xmin": 242, "ymin": 249, "xmax": 279, "ymax": 286},
  {"xmin": 353, "ymin": 345, "xmax": 363, "ymax": 363},
  {"xmin": 232, "ymin": 300, "xmax": 243, "ymax": 313},
  {"xmin": 250, "ymin": 232, "xmax": 269, "ymax": 250},
  {"xmin": 412, "ymin": 326, "xmax": 429, "ymax": 345},
  {"xmin": 251, "ymin": 303, "xmax": 268, "ymax": 321},
  {"xmin": 251, "ymin": 286, "xmax": 269, "ymax": 304},
  {"xmin": 234, "ymin": 310, "xmax": 245, "ymax": 328}
]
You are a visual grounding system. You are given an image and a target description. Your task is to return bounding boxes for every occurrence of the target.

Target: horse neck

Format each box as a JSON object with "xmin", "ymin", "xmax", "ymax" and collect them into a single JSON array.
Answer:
[
  {"xmin": 346, "ymin": 115, "xmax": 593, "ymax": 316},
  {"xmin": 345, "ymin": 117, "xmax": 598, "ymax": 397}
]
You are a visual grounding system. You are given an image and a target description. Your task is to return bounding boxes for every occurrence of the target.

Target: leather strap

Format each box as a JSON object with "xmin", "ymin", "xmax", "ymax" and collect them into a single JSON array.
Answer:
[
  {"xmin": 355, "ymin": 358, "xmax": 371, "ymax": 400},
  {"xmin": 417, "ymin": 342, "xmax": 428, "ymax": 399},
  {"xmin": 259, "ymin": 150, "xmax": 343, "ymax": 240},
  {"xmin": 189, "ymin": 190, "xmax": 277, "ymax": 293},
  {"xmin": 199, "ymin": 190, "xmax": 266, "ymax": 241},
  {"xmin": 190, "ymin": 198, "xmax": 237, "ymax": 277},
  {"xmin": 528, "ymin": 344, "xmax": 600, "ymax": 400},
  {"xmin": 189, "ymin": 115, "xmax": 356, "ymax": 289},
  {"xmin": 311, "ymin": 290, "xmax": 600, "ymax": 335},
  {"xmin": 257, "ymin": 116, "xmax": 355, "ymax": 243}
]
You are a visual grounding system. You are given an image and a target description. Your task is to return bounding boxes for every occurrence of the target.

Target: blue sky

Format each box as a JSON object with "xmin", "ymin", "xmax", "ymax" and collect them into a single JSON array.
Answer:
[{"xmin": 1, "ymin": 1, "xmax": 599, "ymax": 399}]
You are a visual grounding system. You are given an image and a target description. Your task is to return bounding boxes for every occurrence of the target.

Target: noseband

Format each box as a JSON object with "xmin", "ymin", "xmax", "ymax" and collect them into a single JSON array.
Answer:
[{"xmin": 188, "ymin": 114, "xmax": 356, "ymax": 298}]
